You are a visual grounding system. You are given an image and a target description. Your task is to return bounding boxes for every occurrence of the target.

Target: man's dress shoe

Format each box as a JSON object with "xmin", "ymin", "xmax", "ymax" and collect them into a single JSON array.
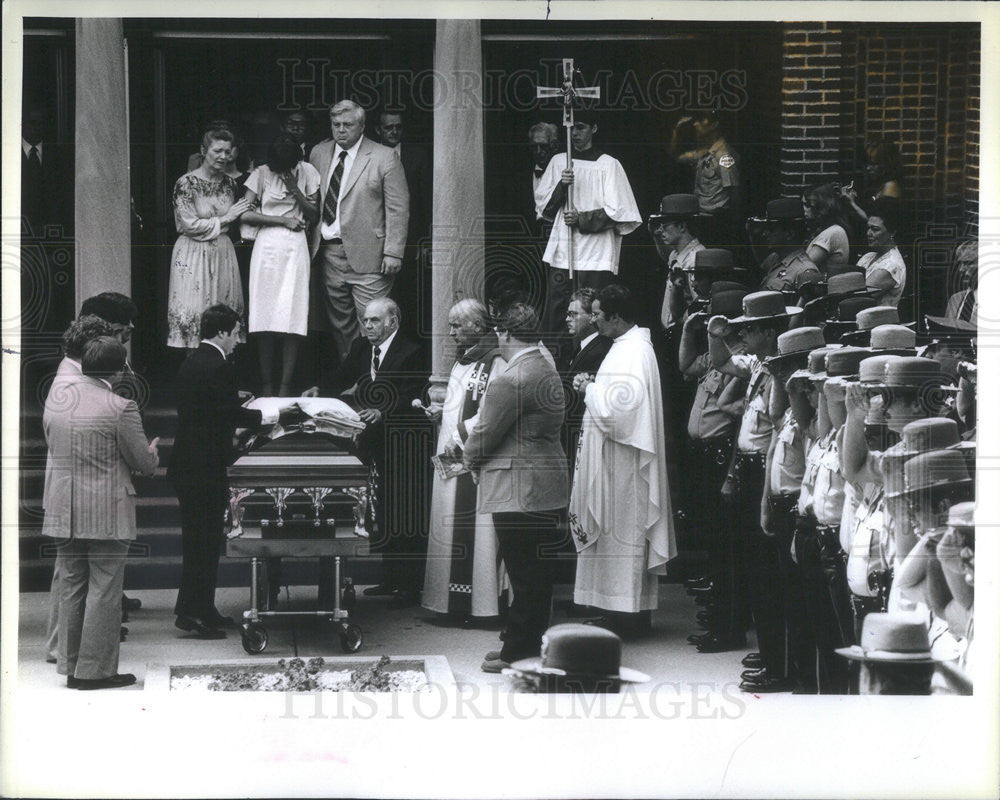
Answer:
[
  {"xmin": 175, "ymin": 615, "xmax": 226, "ymax": 639},
  {"xmin": 738, "ymin": 676, "xmax": 795, "ymax": 693},
  {"xmin": 362, "ymin": 584, "xmax": 395, "ymax": 597},
  {"xmin": 123, "ymin": 595, "xmax": 142, "ymax": 611},
  {"xmin": 480, "ymin": 657, "xmax": 511, "ymax": 674},
  {"xmin": 741, "ymin": 652, "xmax": 764, "ymax": 668},
  {"xmin": 69, "ymin": 673, "xmax": 137, "ymax": 690},
  {"xmin": 209, "ymin": 610, "xmax": 236, "ymax": 627}
]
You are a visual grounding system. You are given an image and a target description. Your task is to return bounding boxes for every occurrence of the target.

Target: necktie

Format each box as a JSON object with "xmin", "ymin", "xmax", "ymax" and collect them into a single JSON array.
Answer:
[
  {"xmin": 958, "ymin": 291, "xmax": 976, "ymax": 322},
  {"xmin": 372, "ymin": 346, "xmax": 381, "ymax": 377},
  {"xmin": 322, "ymin": 150, "xmax": 348, "ymax": 226},
  {"xmin": 28, "ymin": 145, "xmax": 41, "ymax": 168}
]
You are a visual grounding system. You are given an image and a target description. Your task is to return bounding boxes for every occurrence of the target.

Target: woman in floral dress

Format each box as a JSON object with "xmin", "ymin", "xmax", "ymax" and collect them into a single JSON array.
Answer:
[{"xmin": 167, "ymin": 128, "xmax": 252, "ymax": 348}]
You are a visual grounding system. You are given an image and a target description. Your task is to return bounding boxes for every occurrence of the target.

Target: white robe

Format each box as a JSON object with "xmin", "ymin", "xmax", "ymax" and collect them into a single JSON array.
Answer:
[
  {"xmin": 570, "ymin": 326, "xmax": 676, "ymax": 612},
  {"xmin": 422, "ymin": 356, "xmax": 509, "ymax": 617},
  {"xmin": 534, "ymin": 153, "xmax": 642, "ymax": 273}
]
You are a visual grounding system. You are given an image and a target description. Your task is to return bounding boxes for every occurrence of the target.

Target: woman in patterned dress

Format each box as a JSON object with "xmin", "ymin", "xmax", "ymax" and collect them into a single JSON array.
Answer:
[{"xmin": 167, "ymin": 128, "xmax": 252, "ymax": 349}]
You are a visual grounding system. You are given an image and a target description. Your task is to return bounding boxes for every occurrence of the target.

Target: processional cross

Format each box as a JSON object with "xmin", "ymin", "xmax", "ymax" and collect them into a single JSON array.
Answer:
[{"xmin": 536, "ymin": 58, "xmax": 601, "ymax": 278}]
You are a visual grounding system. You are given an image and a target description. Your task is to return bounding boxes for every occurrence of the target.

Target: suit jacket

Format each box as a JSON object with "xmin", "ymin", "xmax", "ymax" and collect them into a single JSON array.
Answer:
[
  {"xmin": 322, "ymin": 332, "xmax": 426, "ymax": 461},
  {"xmin": 168, "ymin": 343, "xmax": 263, "ymax": 488},
  {"xmin": 561, "ymin": 334, "xmax": 613, "ymax": 453},
  {"xmin": 308, "ymin": 136, "xmax": 410, "ymax": 271},
  {"xmin": 42, "ymin": 373, "xmax": 158, "ymax": 540},
  {"xmin": 463, "ymin": 347, "xmax": 568, "ymax": 514},
  {"xmin": 21, "ymin": 141, "xmax": 70, "ymax": 235}
]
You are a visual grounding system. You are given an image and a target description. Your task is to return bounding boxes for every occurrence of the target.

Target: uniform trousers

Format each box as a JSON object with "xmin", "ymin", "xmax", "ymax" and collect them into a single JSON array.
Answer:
[
  {"xmin": 731, "ymin": 453, "xmax": 769, "ymax": 657},
  {"xmin": 492, "ymin": 510, "xmax": 563, "ymax": 663},
  {"xmin": 174, "ymin": 481, "xmax": 228, "ymax": 620},
  {"xmin": 767, "ymin": 493, "xmax": 809, "ymax": 687},
  {"xmin": 56, "ymin": 537, "xmax": 129, "ymax": 680},
  {"xmin": 793, "ymin": 514, "xmax": 853, "ymax": 694}
]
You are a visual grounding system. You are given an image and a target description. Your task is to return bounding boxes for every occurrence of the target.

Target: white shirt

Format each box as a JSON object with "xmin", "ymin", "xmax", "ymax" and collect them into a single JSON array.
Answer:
[
  {"xmin": 202, "ymin": 339, "xmax": 227, "ymax": 360},
  {"xmin": 578, "ymin": 331, "xmax": 599, "ymax": 353},
  {"xmin": 320, "ymin": 137, "xmax": 363, "ymax": 241},
  {"xmin": 371, "ymin": 329, "xmax": 398, "ymax": 380},
  {"xmin": 22, "ymin": 139, "xmax": 42, "ymax": 162}
]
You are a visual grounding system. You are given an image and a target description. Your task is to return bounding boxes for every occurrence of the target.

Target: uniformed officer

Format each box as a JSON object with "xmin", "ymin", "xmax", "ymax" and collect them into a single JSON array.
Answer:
[
  {"xmin": 752, "ymin": 327, "xmax": 827, "ymax": 693},
  {"xmin": 707, "ymin": 291, "xmax": 801, "ymax": 685},
  {"xmin": 756, "ymin": 198, "xmax": 823, "ymax": 293},
  {"xmin": 649, "ymin": 193, "xmax": 706, "ymax": 330},
  {"xmin": 670, "ymin": 110, "xmax": 741, "ymax": 248},
  {"xmin": 679, "ymin": 284, "xmax": 748, "ymax": 652}
]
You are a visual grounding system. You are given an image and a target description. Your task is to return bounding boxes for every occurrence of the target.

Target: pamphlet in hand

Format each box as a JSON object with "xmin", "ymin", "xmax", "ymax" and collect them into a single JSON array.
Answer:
[{"xmin": 432, "ymin": 449, "xmax": 469, "ymax": 480}]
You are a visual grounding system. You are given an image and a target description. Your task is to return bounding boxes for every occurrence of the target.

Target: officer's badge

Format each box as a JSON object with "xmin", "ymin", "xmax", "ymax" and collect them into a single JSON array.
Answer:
[{"xmin": 719, "ymin": 154, "xmax": 735, "ymax": 169}]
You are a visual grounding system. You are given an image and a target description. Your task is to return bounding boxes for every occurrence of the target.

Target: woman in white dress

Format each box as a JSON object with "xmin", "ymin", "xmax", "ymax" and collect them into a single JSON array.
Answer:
[
  {"xmin": 241, "ymin": 134, "xmax": 320, "ymax": 396},
  {"xmin": 167, "ymin": 128, "xmax": 252, "ymax": 348},
  {"xmin": 421, "ymin": 299, "xmax": 509, "ymax": 623}
]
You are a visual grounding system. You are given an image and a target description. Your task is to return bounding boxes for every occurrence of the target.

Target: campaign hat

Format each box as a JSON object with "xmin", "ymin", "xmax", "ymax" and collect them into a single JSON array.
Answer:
[
  {"xmin": 789, "ymin": 344, "xmax": 842, "ymax": 382},
  {"xmin": 836, "ymin": 613, "xmax": 946, "ymax": 663},
  {"xmin": 764, "ymin": 197, "xmax": 805, "ymax": 222},
  {"xmin": 764, "ymin": 326, "xmax": 826, "ymax": 370},
  {"xmin": 728, "ymin": 291, "xmax": 801, "ymax": 326},
  {"xmin": 507, "ymin": 624, "xmax": 649, "ymax": 683},
  {"xmin": 885, "ymin": 448, "xmax": 972, "ymax": 499},
  {"xmin": 691, "ymin": 248, "xmax": 734, "ymax": 275},
  {"xmin": 883, "ymin": 417, "xmax": 976, "ymax": 459},
  {"xmin": 869, "ymin": 324, "xmax": 918, "ymax": 355},
  {"xmin": 710, "ymin": 287, "xmax": 749, "ymax": 319},
  {"xmin": 648, "ymin": 193, "xmax": 700, "ymax": 227}
]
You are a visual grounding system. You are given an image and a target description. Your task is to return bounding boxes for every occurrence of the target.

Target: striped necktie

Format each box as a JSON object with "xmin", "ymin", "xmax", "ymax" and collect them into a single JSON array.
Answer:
[
  {"xmin": 371, "ymin": 346, "xmax": 380, "ymax": 379},
  {"xmin": 322, "ymin": 150, "xmax": 348, "ymax": 226},
  {"xmin": 958, "ymin": 291, "xmax": 976, "ymax": 322}
]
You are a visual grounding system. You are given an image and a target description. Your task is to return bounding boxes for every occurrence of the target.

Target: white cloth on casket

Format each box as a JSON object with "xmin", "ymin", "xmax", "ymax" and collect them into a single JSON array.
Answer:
[
  {"xmin": 422, "ymin": 355, "xmax": 510, "ymax": 617},
  {"xmin": 570, "ymin": 326, "xmax": 676, "ymax": 612},
  {"xmin": 534, "ymin": 153, "xmax": 642, "ymax": 273}
]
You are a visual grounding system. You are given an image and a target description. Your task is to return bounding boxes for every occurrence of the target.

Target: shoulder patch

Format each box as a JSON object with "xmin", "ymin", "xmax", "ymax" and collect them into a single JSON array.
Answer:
[{"xmin": 718, "ymin": 154, "xmax": 736, "ymax": 169}]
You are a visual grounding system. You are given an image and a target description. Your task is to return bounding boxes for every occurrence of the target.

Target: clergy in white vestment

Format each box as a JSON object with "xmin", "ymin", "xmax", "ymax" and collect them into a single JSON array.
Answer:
[
  {"xmin": 569, "ymin": 285, "xmax": 676, "ymax": 614},
  {"xmin": 421, "ymin": 300, "xmax": 509, "ymax": 620}
]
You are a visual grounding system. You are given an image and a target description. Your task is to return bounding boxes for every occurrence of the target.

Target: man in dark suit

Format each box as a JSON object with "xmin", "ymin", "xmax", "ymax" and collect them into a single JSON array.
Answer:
[
  {"xmin": 308, "ymin": 100, "xmax": 409, "ymax": 366},
  {"xmin": 305, "ymin": 297, "xmax": 430, "ymax": 607},
  {"xmin": 561, "ymin": 287, "xmax": 612, "ymax": 469},
  {"xmin": 169, "ymin": 304, "xmax": 272, "ymax": 638},
  {"xmin": 281, "ymin": 110, "xmax": 314, "ymax": 161},
  {"xmin": 377, "ymin": 109, "xmax": 431, "ymax": 339},
  {"xmin": 463, "ymin": 303, "xmax": 568, "ymax": 672}
]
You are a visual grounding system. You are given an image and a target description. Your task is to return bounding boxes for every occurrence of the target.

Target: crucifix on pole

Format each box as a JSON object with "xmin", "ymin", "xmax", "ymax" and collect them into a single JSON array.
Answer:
[{"xmin": 536, "ymin": 59, "xmax": 601, "ymax": 278}]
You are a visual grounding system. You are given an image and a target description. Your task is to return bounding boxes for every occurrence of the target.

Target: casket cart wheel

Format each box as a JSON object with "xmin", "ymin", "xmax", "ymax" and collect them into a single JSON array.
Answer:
[
  {"xmin": 339, "ymin": 623, "xmax": 363, "ymax": 653},
  {"xmin": 241, "ymin": 622, "xmax": 268, "ymax": 654}
]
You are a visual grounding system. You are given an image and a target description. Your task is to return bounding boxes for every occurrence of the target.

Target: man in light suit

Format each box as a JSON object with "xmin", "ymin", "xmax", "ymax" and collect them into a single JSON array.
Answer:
[
  {"xmin": 42, "ymin": 315, "xmax": 115, "ymax": 663},
  {"xmin": 463, "ymin": 303, "xmax": 569, "ymax": 672},
  {"xmin": 43, "ymin": 337, "xmax": 159, "ymax": 689},
  {"xmin": 308, "ymin": 100, "xmax": 409, "ymax": 365}
]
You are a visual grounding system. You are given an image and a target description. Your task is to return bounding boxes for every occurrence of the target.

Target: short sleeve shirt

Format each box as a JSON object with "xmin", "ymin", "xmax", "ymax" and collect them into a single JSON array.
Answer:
[
  {"xmin": 687, "ymin": 352, "xmax": 739, "ymax": 440},
  {"xmin": 761, "ymin": 249, "xmax": 822, "ymax": 292},
  {"xmin": 858, "ymin": 247, "xmax": 907, "ymax": 308},
  {"xmin": 769, "ymin": 408, "xmax": 806, "ymax": 495},
  {"xmin": 694, "ymin": 138, "xmax": 740, "ymax": 214},
  {"xmin": 735, "ymin": 356, "xmax": 773, "ymax": 454},
  {"xmin": 808, "ymin": 224, "xmax": 851, "ymax": 272}
]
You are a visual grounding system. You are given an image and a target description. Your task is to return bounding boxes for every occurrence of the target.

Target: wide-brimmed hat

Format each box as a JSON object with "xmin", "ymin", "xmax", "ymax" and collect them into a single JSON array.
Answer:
[
  {"xmin": 883, "ymin": 417, "xmax": 976, "ymax": 459},
  {"xmin": 836, "ymin": 613, "xmax": 947, "ymax": 663},
  {"xmin": 810, "ymin": 345, "xmax": 871, "ymax": 385},
  {"xmin": 789, "ymin": 344, "xmax": 841, "ymax": 382},
  {"xmin": 691, "ymin": 248, "xmax": 734, "ymax": 276},
  {"xmin": 947, "ymin": 501, "xmax": 975, "ymax": 529},
  {"xmin": 924, "ymin": 314, "xmax": 977, "ymax": 334},
  {"xmin": 839, "ymin": 306, "xmax": 908, "ymax": 345},
  {"xmin": 826, "ymin": 271, "xmax": 870, "ymax": 299},
  {"xmin": 869, "ymin": 324, "xmax": 918, "ymax": 355},
  {"xmin": 764, "ymin": 326, "xmax": 826, "ymax": 370},
  {"xmin": 729, "ymin": 291, "xmax": 801, "ymax": 326},
  {"xmin": 648, "ymin": 193, "xmax": 700, "ymax": 227},
  {"xmin": 764, "ymin": 197, "xmax": 805, "ymax": 222},
  {"xmin": 507, "ymin": 624, "xmax": 650, "ymax": 683},
  {"xmin": 868, "ymin": 356, "xmax": 954, "ymax": 390},
  {"xmin": 885, "ymin": 448, "xmax": 973, "ymax": 499},
  {"xmin": 819, "ymin": 296, "xmax": 879, "ymax": 342},
  {"xmin": 710, "ymin": 288, "xmax": 749, "ymax": 319}
]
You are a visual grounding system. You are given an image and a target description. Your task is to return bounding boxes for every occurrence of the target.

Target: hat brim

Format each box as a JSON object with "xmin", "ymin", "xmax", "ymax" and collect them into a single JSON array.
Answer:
[
  {"xmin": 834, "ymin": 645, "xmax": 946, "ymax": 663},
  {"xmin": 869, "ymin": 347, "xmax": 918, "ymax": 357},
  {"xmin": 729, "ymin": 306, "xmax": 802, "ymax": 327},
  {"xmin": 924, "ymin": 315, "xmax": 977, "ymax": 333},
  {"xmin": 506, "ymin": 657, "xmax": 650, "ymax": 684},
  {"xmin": 648, "ymin": 212, "xmax": 701, "ymax": 226},
  {"xmin": 885, "ymin": 475, "xmax": 973, "ymax": 500}
]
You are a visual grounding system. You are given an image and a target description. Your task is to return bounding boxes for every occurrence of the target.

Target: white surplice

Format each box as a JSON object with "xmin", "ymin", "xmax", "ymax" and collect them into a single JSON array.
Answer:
[{"xmin": 570, "ymin": 326, "xmax": 676, "ymax": 612}]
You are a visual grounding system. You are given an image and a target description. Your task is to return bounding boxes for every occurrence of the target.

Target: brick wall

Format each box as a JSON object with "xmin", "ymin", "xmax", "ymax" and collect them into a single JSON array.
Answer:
[{"xmin": 780, "ymin": 22, "xmax": 980, "ymax": 315}]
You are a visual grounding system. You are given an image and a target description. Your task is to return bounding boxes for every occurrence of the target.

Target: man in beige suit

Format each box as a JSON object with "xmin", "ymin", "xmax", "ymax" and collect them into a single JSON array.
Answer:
[
  {"xmin": 43, "ymin": 337, "xmax": 159, "ymax": 689},
  {"xmin": 463, "ymin": 303, "xmax": 568, "ymax": 672},
  {"xmin": 309, "ymin": 99, "xmax": 409, "ymax": 363}
]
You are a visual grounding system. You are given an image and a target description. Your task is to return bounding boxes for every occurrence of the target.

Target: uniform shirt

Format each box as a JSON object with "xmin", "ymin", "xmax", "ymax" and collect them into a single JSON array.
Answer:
[
  {"xmin": 807, "ymin": 429, "xmax": 847, "ymax": 526},
  {"xmin": 692, "ymin": 138, "xmax": 740, "ymax": 213},
  {"xmin": 661, "ymin": 237, "xmax": 706, "ymax": 328},
  {"xmin": 858, "ymin": 247, "xmax": 907, "ymax": 308},
  {"xmin": 735, "ymin": 355, "xmax": 773, "ymax": 454},
  {"xmin": 846, "ymin": 483, "xmax": 889, "ymax": 597},
  {"xmin": 798, "ymin": 429, "xmax": 824, "ymax": 516},
  {"xmin": 760, "ymin": 248, "xmax": 822, "ymax": 292},
  {"xmin": 769, "ymin": 407, "xmax": 806, "ymax": 496},
  {"xmin": 686, "ymin": 352, "xmax": 739, "ymax": 440}
]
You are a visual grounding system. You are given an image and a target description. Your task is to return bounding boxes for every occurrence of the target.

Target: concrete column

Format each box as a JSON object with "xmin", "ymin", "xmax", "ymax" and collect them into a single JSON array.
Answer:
[
  {"xmin": 429, "ymin": 19, "xmax": 485, "ymax": 402},
  {"xmin": 74, "ymin": 18, "xmax": 131, "ymax": 310}
]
